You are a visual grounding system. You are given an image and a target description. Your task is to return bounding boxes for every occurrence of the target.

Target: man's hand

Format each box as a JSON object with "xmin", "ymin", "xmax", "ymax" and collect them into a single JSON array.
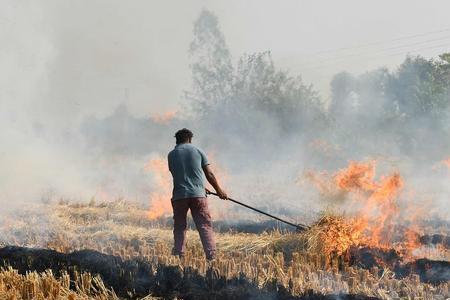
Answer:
[
  {"xmin": 216, "ymin": 188, "xmax": 228, "ymax": 200},
  {"xmin": 205, "ymin": 187, "xmax": 227, "ymax": 199}
]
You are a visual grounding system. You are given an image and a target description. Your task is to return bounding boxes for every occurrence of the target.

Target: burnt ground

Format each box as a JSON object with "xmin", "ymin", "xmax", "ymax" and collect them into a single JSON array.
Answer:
[
  {"xmin": 160, "ymin": 218, "xmax": 450, "ymax": 285},
  {"xmin": 397, "ymin": 258, "xmax": 450, "ymax": 284},
  {"xmin": 349, "ymin": 246, "xmax": 450, "ymax": 284},
  {"xmin": 349, "ymin": 246, "xmax": 401, "ymax": 270},
  {"xmin": 0, "ymin": 246, "xmax": 378, "ymax": 300},
  {"xmin": 419, "ymin": 234, "xmax": 450, "ymax": 249}
]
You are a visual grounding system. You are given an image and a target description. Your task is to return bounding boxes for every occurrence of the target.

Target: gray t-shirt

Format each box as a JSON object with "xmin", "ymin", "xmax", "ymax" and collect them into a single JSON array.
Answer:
[{"xmin": 168, "ymin": 143, "xmax": 209, "ymax": 201}]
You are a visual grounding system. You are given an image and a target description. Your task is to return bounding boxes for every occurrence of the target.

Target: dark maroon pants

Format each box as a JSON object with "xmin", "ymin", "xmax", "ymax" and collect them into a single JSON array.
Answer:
[{"xmin": 171, "ymin": 197, "xmax": 216, "ymax": 260}]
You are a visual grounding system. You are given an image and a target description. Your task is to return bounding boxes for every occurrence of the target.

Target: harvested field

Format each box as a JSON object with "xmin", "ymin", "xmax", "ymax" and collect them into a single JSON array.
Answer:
[
  {"xmin": 4, "ymin": 2, "xmax": 450, "ymax": 299},
  {"xmin": 0, "ymin": 200, "xmax": 449, "ymax": 299}
]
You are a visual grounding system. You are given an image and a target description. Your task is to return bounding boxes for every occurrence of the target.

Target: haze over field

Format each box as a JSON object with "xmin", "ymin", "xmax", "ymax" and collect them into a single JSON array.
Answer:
[{"xmin": 1, "ymin": 1, "xmax": 450, "ymax": 222}]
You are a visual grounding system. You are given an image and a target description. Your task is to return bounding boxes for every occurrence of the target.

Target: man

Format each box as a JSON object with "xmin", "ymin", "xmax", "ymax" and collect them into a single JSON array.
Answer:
[{"xmin": 168, "ymin": 128, "xmax": 227, "ymax": 260}]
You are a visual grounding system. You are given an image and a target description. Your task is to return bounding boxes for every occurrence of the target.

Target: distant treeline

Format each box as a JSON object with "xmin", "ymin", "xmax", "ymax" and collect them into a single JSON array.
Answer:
[{"xmin": 82, "ymin": 10, "xmax": 450, "ymax": 169}]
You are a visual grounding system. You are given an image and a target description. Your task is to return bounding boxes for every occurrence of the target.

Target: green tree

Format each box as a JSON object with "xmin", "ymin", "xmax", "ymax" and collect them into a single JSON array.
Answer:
[
  {"xmin": 188, "ymin": 10, "xmax": 325, "ymax": 139},
  {"xmin": 387, "ymin": 55, "xmax": 449, "ymax": 118},
  {"xmin": 328, "ymin": 54, "xmax": 450, "ymax": 157},
  {"xmin": 232, "ymin": 51, "xmax": 323, "ymax": 133}
]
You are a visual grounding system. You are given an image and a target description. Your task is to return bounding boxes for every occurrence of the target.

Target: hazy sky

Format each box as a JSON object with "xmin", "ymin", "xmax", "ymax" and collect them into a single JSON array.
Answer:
[{"xmin": 2, "ymin": 0, "xmax": 450, "ymax": 124}]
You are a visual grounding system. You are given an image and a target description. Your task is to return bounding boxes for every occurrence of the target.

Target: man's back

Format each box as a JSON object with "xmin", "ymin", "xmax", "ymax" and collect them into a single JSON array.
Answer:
[
  {"xmin": 168, "ymin": 128, "xmax": 227, "ymax": 260},
  {"xmin": 168, "ymin": 143, "xmax": 208, "ymax": 200}
]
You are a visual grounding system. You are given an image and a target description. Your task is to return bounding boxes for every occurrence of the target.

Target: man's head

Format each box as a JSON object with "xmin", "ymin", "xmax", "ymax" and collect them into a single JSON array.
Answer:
[{"xmin": 175, "ymin": 128, "xmax": 193, "ymax": 144}]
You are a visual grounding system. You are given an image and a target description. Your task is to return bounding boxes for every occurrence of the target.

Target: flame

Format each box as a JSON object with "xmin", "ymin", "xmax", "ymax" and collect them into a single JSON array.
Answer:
[
  {"xmin": 145, "ymin": 157, "xmax": 172, "ymax": 220},
  {"xmin": 334, "ymin": 161, "xmax": 404, "ymax": 249},
  {"xmin": 443, "ymin": 158, "xmax": 450, "ymax": 170},
  {"xmin": 335, "ymin": 160, "xmax": 378, "ymax": 192},
  {"xmin": 151, "ymin": 110, "xmax": 177, "ymax": 124},
  {"xmin": 308, "ymin": 214, "xmax": 367, "ymax": 256},
  {"xmin": 144, "ymin": 152, "xmax": 231, "ymax": 221},
  {"xmin": 306, "ymin": 161, "xmax": 426, "ymax": 257}
]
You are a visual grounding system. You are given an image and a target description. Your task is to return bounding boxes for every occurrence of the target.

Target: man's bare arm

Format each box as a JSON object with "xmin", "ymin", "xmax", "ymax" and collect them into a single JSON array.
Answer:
[{"xmin": 203, "ymin": 164, "xmax": 227, "ymax": 199}]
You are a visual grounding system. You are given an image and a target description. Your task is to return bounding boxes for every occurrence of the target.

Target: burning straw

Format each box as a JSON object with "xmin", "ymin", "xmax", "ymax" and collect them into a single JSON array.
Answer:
[
  {"xmin": 302, "ymin": 160, "xmax": 427, "ymax": 258},
  {"xmin": 305, "ymin": 213, "xmax": 366, "ymax": 257}
]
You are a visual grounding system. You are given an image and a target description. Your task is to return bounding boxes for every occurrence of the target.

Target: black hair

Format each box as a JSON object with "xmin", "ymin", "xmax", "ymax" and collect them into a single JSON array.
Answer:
[{"xmin": 174, "ymin": 128, "xmax": 193, "ymax": 144}]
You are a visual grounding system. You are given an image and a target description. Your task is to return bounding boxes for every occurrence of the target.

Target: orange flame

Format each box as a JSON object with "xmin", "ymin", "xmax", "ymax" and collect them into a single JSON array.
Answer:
[
  {"xmin": 335, "ymin": 161, "xmax": 404, "ymax": 247},
  {"xmin": 145, "ymin": 157, "xmax": 172, "ymax": 220},
  {"xmin": 144, "ymin": 152, "xmax": 230, "ymax": 221},
  {"xmin": 306, "ymin": 161, "xmax": 426, "ymax": 257},
  {"xmin": 335, "ymin": 160, "xmax": 377, "ymax": 192},
  {"xmin": 151, "ymin": 110, "xmax": 177, "ymax": 124},
  {"xmin": 443, "ymin": 158, "xmax": 450, "ymax": 170}
]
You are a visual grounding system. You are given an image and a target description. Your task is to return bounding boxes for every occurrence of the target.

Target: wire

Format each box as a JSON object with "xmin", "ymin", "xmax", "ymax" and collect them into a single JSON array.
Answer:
[
  {"xmin": 303, "ymin": 35, "xmax": 450, "ymax": 66},
  {"xmin": 306, "ymin": 28, "xmax": 450, "ymax": 57},
  {"xmin": 290, "ymin": 28, "xmax": 450, "ymax": 72},
  {"xmin": 304, "ymin": 43, "xmax": 450, "ymax": 70}
]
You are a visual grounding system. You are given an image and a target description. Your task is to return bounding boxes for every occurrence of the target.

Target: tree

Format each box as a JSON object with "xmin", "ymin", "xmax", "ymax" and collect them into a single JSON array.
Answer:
[
  {"xmin": 188, "ymin": 10, "xmax": 233, "ymax": 113},
  {"xmin": 232, "ymin": 51, "xmax": 323, "ymax": 134},
  {"xmin": 329, "ymin": 72, "xmax": 357, "ymax": 117},
  {"xmin": 328, "ymin": 54, "xmax": 450, "ymax": 157},
  {"xmin": 387, "ymin": 55, "xmax": 449, "ymax": 118},
  {"xmin": 188, "ymin": 10, "xmax": 325, "ymax": 139}
]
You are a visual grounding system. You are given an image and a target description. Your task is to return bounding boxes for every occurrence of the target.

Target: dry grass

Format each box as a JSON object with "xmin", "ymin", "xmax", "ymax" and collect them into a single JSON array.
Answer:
[
  {"xmin": 0, "ymin": 266, "xmax": 118, "ymax": 300},
  {"xmin": 0, "ymin": 199, "xmax": 449, "ymax": 299},
  {"xmin": 304, "ymin": 214, "xmax": 364, "ymax": 257}
]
